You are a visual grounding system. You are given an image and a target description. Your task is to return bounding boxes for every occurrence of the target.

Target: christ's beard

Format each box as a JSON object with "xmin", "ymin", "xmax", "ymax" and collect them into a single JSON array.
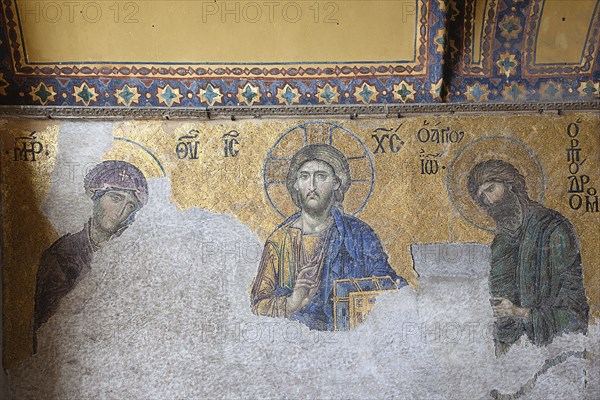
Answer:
[
  {"xmin": 301, "ymin": 191, "xmax": 334, "ymax": 218},
  {"xmin": 485, "ymin": 190, "xmax": 524, "ymax": 232}
]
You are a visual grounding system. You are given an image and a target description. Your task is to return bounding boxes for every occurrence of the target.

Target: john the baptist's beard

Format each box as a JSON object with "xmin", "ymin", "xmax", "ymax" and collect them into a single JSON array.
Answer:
[{"xmin": 484, "ymin": 188, "xmax": 524, "ymax": 232}]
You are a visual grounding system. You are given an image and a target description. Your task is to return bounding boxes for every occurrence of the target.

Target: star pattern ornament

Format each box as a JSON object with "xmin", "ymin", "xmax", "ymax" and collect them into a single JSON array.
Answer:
[
  {"xmin": 503, "ymin": 82, "xmax": 528, "ymax": 102},
  {"xmin": 0, "ymin": 73, "xmax": 9, "ymax": 96},
  {"xmin": 448, "ymin": 0, "xmax": 460, "ymax": 22},
  {"xmin": 30, "ymin": 82, "xmax": 56, "ymax": 105},
  {"xmin": 448, "ymin": 38, "xmax": 459, "ymax": 62},
  {"xmin": 316, "ymin": 83, "xmax": 339, "ymax": 105},
  {"xmin": 577, "ymin": 81, "xmax": 599, "ymax": 98},
  {"xmin": 353, "ymin": 82, "xmax": 377, "ymax": 104},
  {"xmin": 198, "ymin": 84, "xmax": 224, "ymax": 106},
  {"xmin": 157, "ymin": 85, "xmax": 183, "ymax": 107},
  {"xmin": 539, "ymin": 81, "xmax": 563, "ymax": 100},
  {"xmin": 499, "ymin": 15, "xmax": 522, "ymax": 40},
  {"xmin": 236, "ymin": 83, "xmax": 262, "ymax": 106},
  {"xmin": 465, "ymin": 82, "xmax": 489, "ymax": 102},
  {"xmin": 72, "ymin": 83, "xmax": 99, "ymax": 106},
  {"xmin": 496, "ymin": 52, "xmax": 519, "ymax": 78},
  {"xmin": 276, "ymin": 84, "xmax": 301, "ymax": 106},
  {"xmin": 392, "ymin": 81, "xmax": 415, "ymax": 103},
  {"xmin": 433, "ymin": 28, "xmax": 447, "ymax": 54},
  {"xmin": 115, "ymin": 85, "xmax": 141, "ymax": 106},
  {"xmin": 430, "ymin": 79, "xmax": 444, "ymax": 101}
]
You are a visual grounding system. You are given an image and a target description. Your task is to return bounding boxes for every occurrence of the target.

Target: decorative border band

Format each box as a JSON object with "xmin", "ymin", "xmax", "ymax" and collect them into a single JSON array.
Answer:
[
  {"xmin": 1, "ymin": 101, "xmax": 598, "ymax": 119},
  {"xmin": 461, "ymin": 0, "xmax": 498, "ymax": 76}
]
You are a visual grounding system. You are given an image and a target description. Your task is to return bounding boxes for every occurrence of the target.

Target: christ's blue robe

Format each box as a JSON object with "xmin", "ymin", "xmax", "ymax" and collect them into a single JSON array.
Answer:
[{"xmin": 251, "ymin": 208, "xmax": 407, "ymax": 330}]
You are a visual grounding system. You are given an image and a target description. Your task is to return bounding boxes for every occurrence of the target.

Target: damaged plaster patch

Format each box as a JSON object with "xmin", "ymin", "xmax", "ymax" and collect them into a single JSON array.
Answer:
[
  {"xmin": 42, "ymin": 122, "xmax": 114, "ymax": 235},
  {"xmin": 9, "ymin": 228, "xmax": 599, "ymax": 398}
]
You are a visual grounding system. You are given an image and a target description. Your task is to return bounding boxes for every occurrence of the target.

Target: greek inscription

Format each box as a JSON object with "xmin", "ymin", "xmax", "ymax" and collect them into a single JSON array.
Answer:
[
  {"xmin": 417, "ymin": 126, "xmax": 464, "ymax": 144},
  {"xmin": 176, "ymin": 130, "xmax": 201, "ymax": 160},
  {"xmin": 222, "ymin": 130, "xmax": 241, "ymax": 157},
  {"xmin": 9, "ymin": 132, "xmax": 48, "ymax": 162},
  {"xmin": 371, "ymin": 125, "xmax": 404, "ymax": 155},
  {"xmin": 419, "ymin": 149, "xmax": 444, "ymax": 175},
  {"xmin": 566, "ymin": 119, "xmax": 598, "ymax": 212}
]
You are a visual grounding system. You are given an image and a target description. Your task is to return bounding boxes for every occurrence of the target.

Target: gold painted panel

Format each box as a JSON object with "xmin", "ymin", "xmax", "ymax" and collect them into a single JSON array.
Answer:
[
  {"xmin": 535, "ymin": 0, "xmax": 597, "ymax": 64},
  {"xmin": 16, "ymin": 0, "xmax": 419, "ymax": 63}
]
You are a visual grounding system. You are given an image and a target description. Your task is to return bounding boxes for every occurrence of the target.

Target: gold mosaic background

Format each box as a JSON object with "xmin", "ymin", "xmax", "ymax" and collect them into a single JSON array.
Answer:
[{"xmin": 2, "ymin": 113, "xmax": 599, "ymax": 368}]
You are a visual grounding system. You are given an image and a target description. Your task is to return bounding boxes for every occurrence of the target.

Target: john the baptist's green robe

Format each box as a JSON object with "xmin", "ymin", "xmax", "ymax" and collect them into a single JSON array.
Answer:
[{"xmin": 489, "ymin": 203, "xmax": 589, "ymax": 353}]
